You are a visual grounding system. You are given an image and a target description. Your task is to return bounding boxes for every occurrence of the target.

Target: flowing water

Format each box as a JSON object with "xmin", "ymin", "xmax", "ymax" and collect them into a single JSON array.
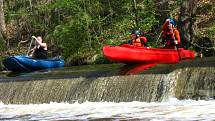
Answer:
[
  {"xmin": 0, "ymin": 98, "xmax": 214, "ymax": 120},
  {"xmin": 0, "ymin": 58, "xmax": 215, "ymax": 120}
]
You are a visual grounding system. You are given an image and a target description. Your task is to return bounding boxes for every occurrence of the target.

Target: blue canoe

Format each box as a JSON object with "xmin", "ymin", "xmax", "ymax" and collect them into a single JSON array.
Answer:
[{"xmin": 3, "ymin": 55, "xmax": 64, "ymax": 72}]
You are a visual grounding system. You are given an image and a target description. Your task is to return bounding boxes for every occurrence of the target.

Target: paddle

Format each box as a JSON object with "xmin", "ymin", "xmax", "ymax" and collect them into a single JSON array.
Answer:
[
  {"xmin": 27, "ymin": 36, "xmax": 35, "ymax": 56},
  {"xmin": 156, "ymin": 31, "xmax": 163, "ymax": 46}
]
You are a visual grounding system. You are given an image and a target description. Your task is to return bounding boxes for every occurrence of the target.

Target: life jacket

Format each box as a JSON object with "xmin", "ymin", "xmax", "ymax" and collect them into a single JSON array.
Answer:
[
  {"xmin": 33, "ymin": 46, "xmax": 48, "ymax": 59},
  {"xmin": 162, "ymin": 30, "xmax": 175, "ymax": 46},
  {"xmin": 131, "ymin": 37, "xmax": 147, "ymax": 47},
  {"xmin": 132, "ymin": 38, "xmax": 142, "ymax": 47}
]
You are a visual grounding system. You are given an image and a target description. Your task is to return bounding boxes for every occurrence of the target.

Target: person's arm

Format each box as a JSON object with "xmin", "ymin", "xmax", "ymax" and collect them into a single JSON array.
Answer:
[
  {"xmin": 28, "ymin": 46, "xmax": 36, "ymax": 57},
  {"xmin": 140, "ymin": 37, "xmax": 147, "ymax": 43},
  {"xmin": 36, "ymin": 38, "xmax": 47, "ymax": 48},
  {"xmin": 32, "ymin": 36, "xmax": 47, "ymax": 50},
  {"xmin": 140, "ymin": 37, "xmax": 147, "ymax": 47},
  {"xmin": 174, "ymin": 29, "xmax": 181, "ymax": 45}
]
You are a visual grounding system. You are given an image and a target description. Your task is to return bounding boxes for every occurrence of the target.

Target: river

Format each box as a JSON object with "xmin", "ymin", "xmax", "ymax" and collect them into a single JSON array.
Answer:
[
  {"xmin": 0, "ymin": 60, "xmax": 215, "ymax": 120},
  {"xmin": 0, "ymin": 98, "xmax": 214, "ymax": 120}
]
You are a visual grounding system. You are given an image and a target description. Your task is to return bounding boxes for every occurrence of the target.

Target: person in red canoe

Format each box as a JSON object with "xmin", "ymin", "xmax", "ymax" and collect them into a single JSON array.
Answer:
[
  {"xmin": 161, "ymin": 18, "xmax": 181, "ymax": 49},
  {"xmin": 128, "ymin": 29, "xmax": 148, "ymax": 47}
]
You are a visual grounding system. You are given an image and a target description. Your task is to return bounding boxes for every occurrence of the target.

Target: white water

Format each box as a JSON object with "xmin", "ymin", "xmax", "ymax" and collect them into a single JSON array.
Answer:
[{"xmin": 0, "ymin": 98, "xmax": 214, "ymax": 121}]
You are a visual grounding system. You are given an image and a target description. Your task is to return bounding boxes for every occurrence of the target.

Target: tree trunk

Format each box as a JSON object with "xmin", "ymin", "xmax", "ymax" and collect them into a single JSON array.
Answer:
[
  {"xmin": 178, "ymin": 0, "xmax": 197, "ymax": 49},
  {"xmin": 29, "ymin": 0, "xmax": 33, "ymax": 11},
  {"xmin": 0, "ymin": 0, "xmax": 6, "ymax": 38},
  {"xmin": 156, "ymin": 0, "xmax": 170, "ymax": 23},
  {"xmin": 133, "ymin": 0, "xmax": 138, "ymax": 27},
  {"xmin": 0, "ymin": 0, "xmax": 6, "ymax": 52}
]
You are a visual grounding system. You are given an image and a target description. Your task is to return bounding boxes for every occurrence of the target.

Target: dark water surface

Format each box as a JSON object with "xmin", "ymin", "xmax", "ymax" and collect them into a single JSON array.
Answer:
[
  {"xmin": 1, "ymin": 56, "xmax": 215, "ymax": 81},
  {"xmin": 0, "ymin": 64, "xmax": 123, "ymax": 81}
]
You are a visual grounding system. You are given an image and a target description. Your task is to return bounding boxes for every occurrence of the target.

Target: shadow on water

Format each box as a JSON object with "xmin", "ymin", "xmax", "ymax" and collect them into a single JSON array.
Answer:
[
  {"xmin": 119, "ymin": 62, "xmax": 159, "ymax": 75},
  {"xmin": 0, "ymin": 64, "xmax": 124, "ymax": 82},
  {"xmin": 1, "ymin": 57, "xmax": 215, "ymax": 81},
  {"xmin": 118, "ymin": 57, "xmax": 215, "ymax": 75},
  {"xmin": 142, "ymin": 57, "xmax": 215, "ymax": 74}
]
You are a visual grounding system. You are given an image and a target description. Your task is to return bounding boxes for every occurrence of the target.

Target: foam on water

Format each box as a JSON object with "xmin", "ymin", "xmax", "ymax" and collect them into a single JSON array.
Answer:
[{"xmin": 0, "ymin": 98, "xmax": 214, "ymax": 120}]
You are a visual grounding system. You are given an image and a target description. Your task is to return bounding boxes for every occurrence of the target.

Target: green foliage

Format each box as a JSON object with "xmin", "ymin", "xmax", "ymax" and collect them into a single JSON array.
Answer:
[
  {"xmin": 137, "ymin": 0, "xmax": 159, "ymax": 31},
  {"xmin": 93, "ymin": 54, "xmax": 113, "ymax": 64},
  {"xmin": 4, "ymin": 0, "xmax": 160, "ymax": 64},
  {"xmin": 6, "ymin": 0, "xmax": 207, "ymax": 64},
  {"xmin": 53, "ymin": 14, "xmax": 90, "ymax": 58},
  {"xmin": 207, "ymin": 27, "xmax": 215, "ymax": 39}
]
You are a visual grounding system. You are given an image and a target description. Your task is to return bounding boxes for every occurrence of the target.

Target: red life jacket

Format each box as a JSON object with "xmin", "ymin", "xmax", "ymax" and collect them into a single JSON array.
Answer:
[
  {"xmin": 131, "ymin": 37, "xmax": 147, "ymax": 47},
  {"xmin": 162, "ymin": 30, "xmax": 175, "ymax": 46},
  {"xmin": 132, "ymin": 38, "xmax": 142, "ymax": 47}
]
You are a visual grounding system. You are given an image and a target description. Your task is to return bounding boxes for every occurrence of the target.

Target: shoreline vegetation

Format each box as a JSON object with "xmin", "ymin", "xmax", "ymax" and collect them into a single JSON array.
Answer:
[{"xmin": 0, "ymin": 0, "xmax": 214, "ymax": 68}]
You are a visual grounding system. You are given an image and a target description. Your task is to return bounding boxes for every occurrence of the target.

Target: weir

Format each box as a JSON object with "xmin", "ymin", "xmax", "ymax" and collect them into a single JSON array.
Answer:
[{"xmin": 0, "ymin": 58, "xmax": 214, "ymax": 104}]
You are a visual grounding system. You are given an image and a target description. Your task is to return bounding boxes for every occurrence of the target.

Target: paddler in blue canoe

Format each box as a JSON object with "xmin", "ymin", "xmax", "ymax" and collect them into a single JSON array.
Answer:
[{"xmin": 28, "ymin": 36, "xmax": 48, "ymax": 59}]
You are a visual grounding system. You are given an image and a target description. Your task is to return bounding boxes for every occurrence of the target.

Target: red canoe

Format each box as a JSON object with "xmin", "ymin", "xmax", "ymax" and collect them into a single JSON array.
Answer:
[{"xmin": 102, "ymin": 44, "xmax": 195, "ymax": 64}]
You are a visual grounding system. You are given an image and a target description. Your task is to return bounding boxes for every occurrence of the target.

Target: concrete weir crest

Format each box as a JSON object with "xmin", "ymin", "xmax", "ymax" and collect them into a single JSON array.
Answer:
[{"xmin": 0, "ymin": 65, "xmax": 214, "ymax": 104}]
